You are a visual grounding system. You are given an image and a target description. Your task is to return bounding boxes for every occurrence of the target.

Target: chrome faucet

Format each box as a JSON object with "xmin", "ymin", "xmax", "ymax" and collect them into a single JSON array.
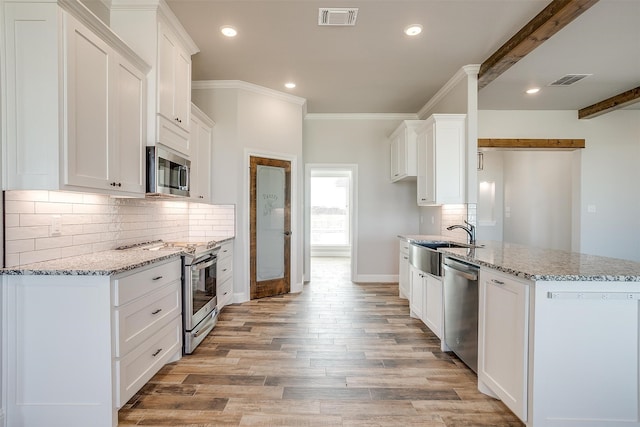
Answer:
[{"xmin": 447, "ymin": 220, "xmax": 476, "ymax": 245}]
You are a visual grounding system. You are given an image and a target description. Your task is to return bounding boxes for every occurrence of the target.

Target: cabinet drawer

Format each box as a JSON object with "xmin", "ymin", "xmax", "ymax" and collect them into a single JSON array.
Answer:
[
  {"xmin": 115, "ymin": 315, "xmax": 181, "ymax": 407},
  {"xmin": 217, "ymin": 277, "xmax": 233, "ymax": 309},
  {"xmin": 217, "ymin": 241, "xmax": 233, "ymax": 260},
  {"xmin": 113, "ymin": 258, "xmax": 181, "ymax": 306},
  {"xmin": 217, "ymin": 255, "xmax": 233, "ymax": 283},
  {"xmin": 114, "ymin": 280, "xmax": 181, "ymax": 357},
  {"xmin": 400, "ymin": 240, "xmax": 410, "ymax": 254}
]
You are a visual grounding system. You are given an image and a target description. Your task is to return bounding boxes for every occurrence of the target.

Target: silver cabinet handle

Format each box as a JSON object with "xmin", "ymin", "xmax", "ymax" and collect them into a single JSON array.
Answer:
[
  {"xmin": 152, "ymin": 348, "xmax": 162, "ymax": 357},
  {"xmin": 151, "ymin": 309, "xmax": 162, "ymax": 315}
]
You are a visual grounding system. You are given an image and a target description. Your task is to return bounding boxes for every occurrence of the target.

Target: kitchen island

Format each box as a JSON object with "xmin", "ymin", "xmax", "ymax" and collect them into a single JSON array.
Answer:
[{"xmin": 400, "ymin": 235, "xmax": 640, "ymax": 427}]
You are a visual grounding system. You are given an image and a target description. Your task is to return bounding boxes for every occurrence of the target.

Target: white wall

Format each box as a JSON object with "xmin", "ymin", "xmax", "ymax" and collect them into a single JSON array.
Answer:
[
  {"xmin": 476, "ymin": 151, "xmax": 504, "ymax": 242},
  {"xmin": 192, "ymin": 83, "xmax": 305, "ymax": 300},
  {"xmin": 303, "ymin": 116, "xmax": 420, "ymax": 281},
  {"xmin": 503, "ymin": 151, "xmax": 573, "ymax": 250},
  {"xmin": 479, "ymin": 109, "xmax": 640, "ymax": 261}
]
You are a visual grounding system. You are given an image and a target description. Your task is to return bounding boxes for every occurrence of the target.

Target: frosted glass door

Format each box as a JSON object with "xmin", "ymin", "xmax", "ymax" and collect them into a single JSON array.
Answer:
[
  {"xmin": 256, "ymin": 165, "xmax": 285, "ymax": 281},
  {"xmin": 250, "ymin": 156, "xmax": 291, "ymax": 299}
]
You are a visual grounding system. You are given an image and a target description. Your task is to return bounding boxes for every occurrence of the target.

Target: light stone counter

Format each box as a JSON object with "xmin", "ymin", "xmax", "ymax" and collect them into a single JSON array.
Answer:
[
  {"xmin": 399, "ymin": 234, "xmax": 640, "ymax": 281},
  {"xmin": 1, "ymin": 248, "xmax": 184, "ymax": 276}
]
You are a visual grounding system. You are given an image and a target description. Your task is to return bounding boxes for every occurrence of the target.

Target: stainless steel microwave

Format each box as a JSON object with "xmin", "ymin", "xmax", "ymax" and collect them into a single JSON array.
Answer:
[{"xmin": 146, "ymin": 146, "xmax": 190, "ymax": 197}]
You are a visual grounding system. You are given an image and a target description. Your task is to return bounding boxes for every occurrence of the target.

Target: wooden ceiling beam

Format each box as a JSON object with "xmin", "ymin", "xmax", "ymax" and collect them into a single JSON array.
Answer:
[
  {"xmin": 478, "ymin": 0, "xmax": 600, "ymax": 90},
  {"xmin": 578, "ymin": 86, "xmax": 640, "ymax": 119},
  {"xmin": 478, "ymin": 138, "xmax": 585, "ymax": 150}
]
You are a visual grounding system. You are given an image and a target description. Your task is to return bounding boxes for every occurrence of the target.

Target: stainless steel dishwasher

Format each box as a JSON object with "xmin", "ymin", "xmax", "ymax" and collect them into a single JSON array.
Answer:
[{"xmin": 443, "ymin": 257, "xmax": 480, "ymax": 373}]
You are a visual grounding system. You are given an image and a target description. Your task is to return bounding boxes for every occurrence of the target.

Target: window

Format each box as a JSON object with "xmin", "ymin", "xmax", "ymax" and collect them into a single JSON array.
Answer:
[{"xmin": 310, "ymin": 174, "xmax": 350, "ymax": 246}]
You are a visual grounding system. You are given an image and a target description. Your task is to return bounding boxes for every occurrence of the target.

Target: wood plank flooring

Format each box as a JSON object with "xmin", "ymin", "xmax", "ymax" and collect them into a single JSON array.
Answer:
[{"xmin": 119, "ymin": 257, "xmax": 524, "ymax": 426}]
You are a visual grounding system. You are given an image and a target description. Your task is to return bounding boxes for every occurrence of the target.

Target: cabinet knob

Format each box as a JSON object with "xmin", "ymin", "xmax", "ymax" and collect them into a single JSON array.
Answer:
[{"xmin": 199, "ymin": 195, "xmax": 204, "ymax": 199}]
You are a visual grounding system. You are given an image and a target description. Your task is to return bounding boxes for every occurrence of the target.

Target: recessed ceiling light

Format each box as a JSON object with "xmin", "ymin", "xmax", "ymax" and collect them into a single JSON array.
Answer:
[
  {"xmin": 220, "ymin": 26, "xmax": 237, "ymax": 37},
  {"xmin": 404, "ymin": 24, "xmax": 423, "ymax": 36},
  {"xmin": 526, "ymin": 87, "xmax": 540, "ymax": 94},
  {"xmin": 285, "ymin": 82, "xmax": 296, "ymax": 89}
]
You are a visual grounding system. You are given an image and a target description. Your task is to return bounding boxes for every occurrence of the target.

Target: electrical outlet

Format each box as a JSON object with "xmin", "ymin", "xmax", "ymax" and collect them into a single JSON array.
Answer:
[{"xmin": 50, "ymin": 215, "xmax": 62, "ymax": 236}]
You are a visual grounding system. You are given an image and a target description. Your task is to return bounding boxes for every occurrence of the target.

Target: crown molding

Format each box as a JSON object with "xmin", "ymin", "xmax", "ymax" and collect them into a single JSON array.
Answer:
[
  {"xmin": 417, "ymin": 64, "xmax": 480, "ymax": 119},
  {"xmin": 193, "ymin": 80, "xmax": 307, "ymax": 107},
  {"xmin": 107, "ymin": 0, "xmax": 199, "ymax": 54},
  {"xmin": 304, "ymin": 113, "xmax": 419, "ymax": 120}
]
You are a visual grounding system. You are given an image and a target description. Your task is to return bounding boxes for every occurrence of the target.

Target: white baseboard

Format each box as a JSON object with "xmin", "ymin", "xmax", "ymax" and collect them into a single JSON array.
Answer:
[{"xmin": 353, "ymin": 274, "xmax": 398, "ymax": 283}]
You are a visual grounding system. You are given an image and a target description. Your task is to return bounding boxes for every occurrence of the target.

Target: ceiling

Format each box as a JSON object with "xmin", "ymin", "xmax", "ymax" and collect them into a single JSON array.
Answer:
[{"xmin": 166, "ymin": 0, "xmax": 640, "ymax": 114}]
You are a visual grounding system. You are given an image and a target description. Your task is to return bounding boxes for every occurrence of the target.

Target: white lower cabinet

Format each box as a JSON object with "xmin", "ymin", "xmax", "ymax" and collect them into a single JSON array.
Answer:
[
  {"xmin": 2, "ymin": 258, "xmax": 182, "ymax": 427},
  {"xmin": 409, "ymin": 265, "xmax": 425, "ymax": 320},
  {"xmin": 478, "ymin": 268, "xmax": 529, "ymax": 422},
  {"xmin": 216, "ymin": 240, "xmax": 234, "ymax": 310},
  {"xmin": 398, "ymin": 239, "xmax": 410, "ymax": 299},
  {"xmin": 423, "ymin": 273, "xmax": 443, "ymax": 339}
]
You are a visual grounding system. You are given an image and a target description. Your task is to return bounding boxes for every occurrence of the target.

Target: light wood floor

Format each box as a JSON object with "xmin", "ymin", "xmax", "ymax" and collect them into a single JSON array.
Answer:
[{"xmin": 119, "ymin": 257, "xmax": 524, "ymax": 426}]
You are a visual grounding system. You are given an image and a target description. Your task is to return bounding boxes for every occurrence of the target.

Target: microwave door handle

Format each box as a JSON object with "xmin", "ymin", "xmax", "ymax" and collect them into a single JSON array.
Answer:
[{"xmin": 179, "ymin": 165, "xmax": 189, "ymax": 191}]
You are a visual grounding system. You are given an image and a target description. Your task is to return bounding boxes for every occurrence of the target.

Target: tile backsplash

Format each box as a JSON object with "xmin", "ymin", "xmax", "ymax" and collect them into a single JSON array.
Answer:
[
  {"xmin": 440, "ymin": 204, "xmax": 477, "ymax": 240},
  {"xmin": 4, "ymin": 191, "xmax": 235, "ymax": 267}
]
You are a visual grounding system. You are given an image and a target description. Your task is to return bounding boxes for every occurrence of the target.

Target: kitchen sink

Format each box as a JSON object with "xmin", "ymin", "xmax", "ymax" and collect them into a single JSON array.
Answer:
[{"xmin": 409, "ymin": 241, "xmax": 480, "ymax": 277}]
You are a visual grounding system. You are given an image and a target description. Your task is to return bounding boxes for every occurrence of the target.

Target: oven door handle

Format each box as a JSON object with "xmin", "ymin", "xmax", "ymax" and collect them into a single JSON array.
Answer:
[{"xmin": 192, "ymin": 257, "xmax": 216, "ymax": 271}]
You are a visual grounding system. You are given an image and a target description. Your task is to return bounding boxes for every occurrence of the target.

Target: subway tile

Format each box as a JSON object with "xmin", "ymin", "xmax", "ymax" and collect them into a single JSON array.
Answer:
[
  {"xmin": 5, "ymin": 226, "xmax": 50, "ymax": 240},
  {"xmin": 4, "ymin": 190, "xmax": 49, "ymax": 202},
  {"xmin": 36, "ymin": 236, "xmax": 74, "ymax": 251},
  {"xmin": 5, "ymin": 214, "xmax": 20, "ymax": 227},
  {"xmin": 72, "ymin": 203, "xmax": 109, "ymax": 214},
  {"xmin": 20, "ymin": 248, "xmax": 62, "ymax": 265},
  {"xmin": 35, "ymin": 202, "xmax": 74, "ymax": 214},
  {"xmin": 49, "ymin": 191, "xmax": 84, "ymax": 203},
  {"xmin": 72, "ymin": 233, "xmax": 105, "ymax": 246},
  {"xmin": 60, "ymin": 244, "xmax": 94, "ymax": 259},
  {"xmin": 5, "ymin": 239, "xmax": 35, "ymax": 254},
  {"xmin": 5, "ymin": 201, "xmax": 36, "ymax": 214},
  {"xmin": 5, "ymin": 254, "xmax": 20, "ymax": 268}
]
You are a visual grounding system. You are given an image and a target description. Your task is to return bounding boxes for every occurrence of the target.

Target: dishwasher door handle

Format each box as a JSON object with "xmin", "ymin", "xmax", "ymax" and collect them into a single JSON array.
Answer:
[{"xmin": 443, "ymin": 264, "xmax": 478, "ymax": 281}]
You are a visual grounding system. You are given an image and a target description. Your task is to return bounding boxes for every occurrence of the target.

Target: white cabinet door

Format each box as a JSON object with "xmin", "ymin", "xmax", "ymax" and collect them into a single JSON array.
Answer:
[
  {"xmin": 478, "ymin": 268, "xmax": 529, "ymax": 422},
  {"xmin": 416, "ymin": 114, "xmax": 466, "ymax": 206},
  {"xmin": 157, "ymin": 24, "xmax": 176, "ymax": 124},
  {"xmin": 409, "ymin": 265, "xmax": 425, "ymax": 320},
  {"xmin": 398, "ymin": 239, "xmax": 410, "ymax": 299},
  {"xmin": 190, "ymin": 104, "xmax": 214, "ymax": 202},
  {"xmin": 112, "ymin": 56, "xmax": 146, "ymax": 194},
  {"xmin": 157, "ymin": 22, "xmax": 190, "ymax": 133},
  {"xmin": 174, "ymin": 48, "xmax": 192, "ymax": 132},
  {"xmin": 424, "ymin": 274, "xmax": 443, "ymax": 338},
  {"xmin": 64, "ymin": 14, "xmax": 111, "ymax": 190},
  {"xmin": 389, "ymin": 120, "xmax": 421, "ymax": 182}
]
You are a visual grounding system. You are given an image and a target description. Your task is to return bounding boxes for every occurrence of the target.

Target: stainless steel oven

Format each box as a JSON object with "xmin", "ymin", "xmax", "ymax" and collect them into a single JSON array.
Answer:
[{"xmin": 183, "ymin": 245, "xmax": 220, "ymax": 354}]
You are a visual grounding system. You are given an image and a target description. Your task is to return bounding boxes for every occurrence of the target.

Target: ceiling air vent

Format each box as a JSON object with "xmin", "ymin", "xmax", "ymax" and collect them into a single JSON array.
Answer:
[
  {"xmin": 548, "ymin": 74, "xmax": 592, "ymax": 87},
  {"xmin": 318, "ymin": 8, "xmax": 358, "ymax": 26}
]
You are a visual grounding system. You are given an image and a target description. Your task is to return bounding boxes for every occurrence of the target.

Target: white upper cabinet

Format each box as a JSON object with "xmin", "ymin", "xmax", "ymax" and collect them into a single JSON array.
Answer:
[
  {"xmin": 190, "ymin": 103, "xmax": 214, "ymax": 203},
  {"xmin": 2, "ymin": 2, "xmax": 149, "ymax": 196},
  {"xmin": 416, "ymin": 114, "xmax": 466, "ymax": 206},
  {"xmin": 110, "ymin": 2, "xmax": 199, "ymax": 157},
  {"xmin": 389, "ymin": 120, "xmax": 422, "ymax": 182}
]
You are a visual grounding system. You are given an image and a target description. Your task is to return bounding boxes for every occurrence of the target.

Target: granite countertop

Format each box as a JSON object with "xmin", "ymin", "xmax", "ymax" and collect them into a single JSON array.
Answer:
[
  {"xmin": 399, "ymin": 234, "xmax": 640, "ymax": 282},
  {"xmin": 2, "ymin": 237, "xmax": 235, "ymax": 276}
]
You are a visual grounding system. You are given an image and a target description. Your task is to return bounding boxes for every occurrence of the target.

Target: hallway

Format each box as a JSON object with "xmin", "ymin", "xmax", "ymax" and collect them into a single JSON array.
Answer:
[{"xmin": 119, "ymin": 258, "xmax": 523, "ymax": 426}]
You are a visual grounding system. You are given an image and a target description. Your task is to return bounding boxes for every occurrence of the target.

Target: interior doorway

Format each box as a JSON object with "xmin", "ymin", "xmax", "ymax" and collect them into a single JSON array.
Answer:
[{"xmin": 304, "ymin": 164, "xmax": 358, "ymax": 283}]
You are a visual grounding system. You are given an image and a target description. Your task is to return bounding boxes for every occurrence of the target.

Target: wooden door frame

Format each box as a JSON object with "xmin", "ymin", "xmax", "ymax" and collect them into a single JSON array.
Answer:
[
  {"xmin": 249, "ymin": 156, "xmax": 291, "ymax": 298},
  {"xmin": 242, "ymin": 149, "xmax": 301, "ymax": 302},
  {"xmin": 303, "ymin": 164, "xmax": 358, "ymax": 283}
]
